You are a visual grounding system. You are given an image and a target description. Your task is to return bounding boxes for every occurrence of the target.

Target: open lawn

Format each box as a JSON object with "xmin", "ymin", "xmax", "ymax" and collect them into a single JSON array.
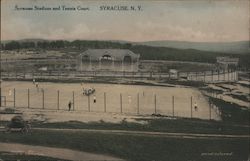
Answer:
[
  {"xmin": 0, "ymin": 129, "xmax": 249, "ymax": 161},
  {"xmin": 28, "ymin": 118, "xmax": 250, "ymax": 135}
]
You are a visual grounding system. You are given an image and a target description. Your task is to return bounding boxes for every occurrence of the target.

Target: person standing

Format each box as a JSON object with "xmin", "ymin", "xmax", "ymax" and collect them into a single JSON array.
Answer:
[
  {"xmin": 35, "ymin": 82, "xmax": 39, "ymax": 91},
  {"xmin": 68, "ymin": 101, "xmax": 72, "ymax": 111},
  {"xmin": 194, "ymin": 102, "xmax": 198, "ymax": 111},
  {"xmin": 93, "ymin": 95, "xmax": 96, "ymax": 103}
]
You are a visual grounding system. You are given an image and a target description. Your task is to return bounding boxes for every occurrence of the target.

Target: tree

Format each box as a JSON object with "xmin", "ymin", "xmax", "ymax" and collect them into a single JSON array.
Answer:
[{"xmin": 5, "ymin": 41, "xmax": 20, "ymax": 50}]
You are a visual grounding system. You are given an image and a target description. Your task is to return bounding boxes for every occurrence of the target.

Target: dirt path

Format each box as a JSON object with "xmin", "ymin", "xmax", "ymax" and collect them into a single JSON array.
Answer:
[
  {"xmin": 0, "ymin": 127, "xmax": 248, "ymax": 139},
  {"xmin": 0, "ymin": 142, "xmax": 125, "ymax": 161},
  {"xmin": 33, "ymin": 128, "xmax": 250, "ymax": 139}
]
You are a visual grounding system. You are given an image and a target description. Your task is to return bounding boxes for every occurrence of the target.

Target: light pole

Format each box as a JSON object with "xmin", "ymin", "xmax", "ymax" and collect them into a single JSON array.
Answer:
[
  {"xmin": 0, "ymin": 45, "xmax": 2, "ymax": 107},
  {"xmin": 0, "ymin": 44, "xmax": 2, "ymax": 107},
  {"xmin": 0, "ymin": 80, "xmax": 1, "ymax": 107}
]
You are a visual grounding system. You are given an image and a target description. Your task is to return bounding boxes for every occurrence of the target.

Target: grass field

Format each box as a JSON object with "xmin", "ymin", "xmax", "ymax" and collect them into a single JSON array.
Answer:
[
  {"xmin": 29, "ymin": 118, "xmax": 250, "ymax": 135},
  {"xmin": 0, "ymin": 130, "xmax": 248, "ymax": 161},
  {"xmin": 1, "ymin": 115, "xmax": 249, "ymax": 160},
  {"xmin": 209, "ymin": 97, "xmax": 250, "ymax": 125}
]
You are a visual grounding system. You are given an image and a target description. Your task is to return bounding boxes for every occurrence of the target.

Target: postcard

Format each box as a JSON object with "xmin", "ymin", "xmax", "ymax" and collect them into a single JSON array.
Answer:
[{"xmin": 0, "ymin": 0, "xmax": 249, "ymax": 161}]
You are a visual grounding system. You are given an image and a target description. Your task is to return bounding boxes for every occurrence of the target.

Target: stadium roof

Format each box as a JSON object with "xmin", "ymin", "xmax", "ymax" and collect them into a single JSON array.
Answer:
[{"xmin": 79, "ymin": 49, "xmax": 140, "ymax": 61}]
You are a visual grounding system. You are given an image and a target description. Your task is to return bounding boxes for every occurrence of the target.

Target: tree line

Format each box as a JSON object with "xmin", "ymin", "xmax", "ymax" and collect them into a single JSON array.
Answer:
[
  {"xmin": 1, "ymin": 40, "xmax": 131, "ymax": 50},
  {"xmin": 1, "ymin": 40, "xmax": 249, "ymax": 68}
]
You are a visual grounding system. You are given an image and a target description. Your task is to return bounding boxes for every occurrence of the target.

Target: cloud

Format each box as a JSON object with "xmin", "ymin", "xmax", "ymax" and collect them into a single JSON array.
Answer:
[
  {"xmin": 1, "ymin": 0, "xmax": 249, "ymax": 42},
  {"xmin": 130, "ymin": 22, "xmax": 234, "ymax": 42}
]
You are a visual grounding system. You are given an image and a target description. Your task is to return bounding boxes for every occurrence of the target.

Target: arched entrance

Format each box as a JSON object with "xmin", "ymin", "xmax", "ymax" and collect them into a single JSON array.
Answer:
[
  {"xmin": 82, "ymin": 55, "xmax": 90, "ymax": 62},
  {"xmin": 98, "ymin": 54, "xmax": 114, "ymax": 71},
  {"xmin": 123, "ymin": 55, "xmax": 132, "ymax": 64},
  {"xmin": 100, "ymin": 55, "xmax": 113, "ymax": 64}
]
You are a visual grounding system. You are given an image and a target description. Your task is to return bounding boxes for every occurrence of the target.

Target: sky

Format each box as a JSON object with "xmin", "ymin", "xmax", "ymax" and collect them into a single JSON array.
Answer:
[{"xmin": 1, "ymin": 0, "xmax": 249, "ymax": 42}]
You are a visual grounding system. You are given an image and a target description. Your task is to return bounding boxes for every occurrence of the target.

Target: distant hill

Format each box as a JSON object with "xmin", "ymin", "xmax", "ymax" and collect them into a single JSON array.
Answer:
[
  {"xmin": 1, "ymin": 38, "xmax": 250, "ymax": 68},
  {"xmin": 136, "ymin": 40, "xmax": 250, "ymax": 54},
  {"xmin": 1, "ymin": 38, "xmax": 49, "ymax": 44},
  {"xmin": 2, "ymin": 39, "xmax": 249, "ymax": 55}
]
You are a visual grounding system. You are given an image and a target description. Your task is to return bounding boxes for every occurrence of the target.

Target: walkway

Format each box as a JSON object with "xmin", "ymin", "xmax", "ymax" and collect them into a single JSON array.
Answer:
[{"xmin": 0, "ymin": 142, "xmax": 125, "ymax": 161}]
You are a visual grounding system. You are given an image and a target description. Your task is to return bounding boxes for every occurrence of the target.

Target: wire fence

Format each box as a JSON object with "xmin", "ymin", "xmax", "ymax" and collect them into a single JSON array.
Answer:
[
  {"xmin": 186, "ymin": 70, "xmax": 238, "ymax": 82},
  {"xmin": 1, "ymin": 69, "xmax": 238, "ymax": 83},
  {"xmin": 1, "ymin": 87, "xmax": 220, "ymax": 120}
]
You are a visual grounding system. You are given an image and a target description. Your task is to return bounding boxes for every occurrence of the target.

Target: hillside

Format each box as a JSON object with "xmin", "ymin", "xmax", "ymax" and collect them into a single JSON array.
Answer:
[
  {"xmin": 136, "ymin": 40, "xmax": 250, "ymax": 54},
  {"xmin": 1, "ymin": 39, "xmax": 249, "ymax": 68}
]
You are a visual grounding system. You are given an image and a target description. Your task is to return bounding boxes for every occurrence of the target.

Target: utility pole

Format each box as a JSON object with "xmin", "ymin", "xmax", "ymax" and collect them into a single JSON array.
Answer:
[{"xmin": 0, "ymin": 44, "xmax": 2, "ymax": 107}]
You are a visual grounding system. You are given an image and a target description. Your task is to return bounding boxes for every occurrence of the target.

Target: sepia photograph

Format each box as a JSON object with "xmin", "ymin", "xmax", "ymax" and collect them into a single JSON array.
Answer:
[{"xmin": 0, "ymin": 0, "xmax": 249, "ymax": 160}]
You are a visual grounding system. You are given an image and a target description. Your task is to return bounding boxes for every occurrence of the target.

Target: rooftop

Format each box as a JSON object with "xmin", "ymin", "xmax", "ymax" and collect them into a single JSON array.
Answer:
[{"xmin": 79, "ymin": 49, "xmax": 139, "ymax": 61}]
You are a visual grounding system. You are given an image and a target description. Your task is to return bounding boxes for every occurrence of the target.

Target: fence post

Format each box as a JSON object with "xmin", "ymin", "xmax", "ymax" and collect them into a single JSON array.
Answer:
[
  {"xmin": 154, "ymin": 94, "xmax": 157, "ymax": 114},
  {"xmin": 217, "ymin": 70, "xmax": 219, "ymax": 81},
  {"xmin": 137, "ymin": 93, "xmax": 139, "ymax": 114},
  {"xmin": 72, "ymin": 91, "xmax": 75, "ymax": 111},
  {"xmin": 229, "ymin": 69, "xmax": 232, "ymax": 81},
  {"xmin": 190, "ymin": 96, "xmax": 193, "ymax": 118},
  {"xmin": 120, "ymin": 93, "xmax": 122, "ymax": 113},
  {"xmin": 235, "ymin": 70, "xmax": 238, "ymax": 81},
  {"xmin": 209, "ymin": 100, "xmax": 211, "ymax": 120},
  {"xmin": 211, "ymin": 70, "xmax": 214, "ymax": 82},
  {"xmin": 13, "ymin": 88, "xmax": 16, "ymax": 108},
  {"xmin": 57, "ymin": 90, "xmax": 60, "ymax": 110},
  {"xmin": 223, "ymin": 69, "xmax": 226, "ymax": 81},
  {"xmin": 42, "ymin": 89, "xmax": 44, "ymax": 109},
  {"xmin": 235, "ymin": 70, "xmax": 237, "ymax": 81},
  {"xmin": 104, "ymin": 92, "xmax": 106, "ymax": 112},
  {"xmin": 28, "ymin": 89, "xmax": 30, "ymax": 108},
  {"xmin": 172, "ymin": 96, "xmax": 174, "ymax": 117},
  {"xmin": 233, "ymin": 70, "xmax": 235, "ymax": 81},
  {"xmin": 203, "ymin": 72, "xmax": 206, "ymax": 82},
  {"xmin": 4, "ymin": 97, "xmax": 6, "ymax": 107},
  {"xmin": 231, "ymin": 69, "xmax": 233, "ymax": 81},
  {"xmin": 88, "ymin": 95, "xmax": 90, "ymax": 112}
]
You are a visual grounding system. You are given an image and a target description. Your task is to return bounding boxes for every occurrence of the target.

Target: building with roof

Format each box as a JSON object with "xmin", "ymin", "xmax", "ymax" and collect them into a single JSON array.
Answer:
[
  {"xmin": 216, "ymin": 56, "xmax": 239, "ymax": 70},
  {"xmin": 76, "ymin": 49, "xmax": 140, "ymax": 71}
]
